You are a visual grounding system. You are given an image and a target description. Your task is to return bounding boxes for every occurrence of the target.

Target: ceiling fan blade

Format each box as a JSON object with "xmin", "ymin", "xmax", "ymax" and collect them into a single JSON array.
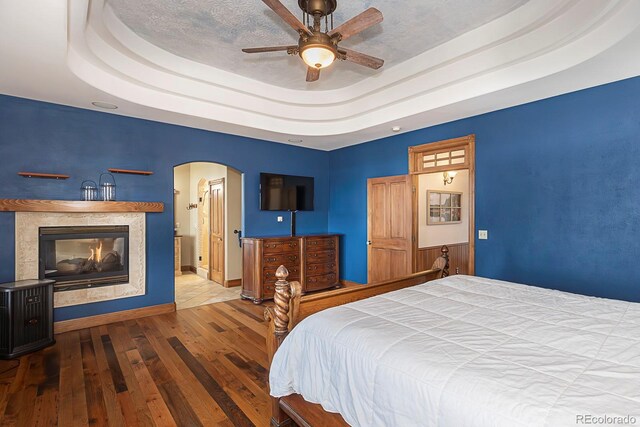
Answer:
[
  {"xmin": 328, "ymin": 7, "xmax": 383, "ymax": 41},
  {"xmin": 262, "ymin": 0, "xmax": 313, "ymax": 37},
  {"xmin": 340, "ymin": 48, "xmax": 384, "ymax": 69},
  {"xmin": 242, "ymin": 45, "xmax": 297, "ymax": 53},
  {"xmin": 306, "ymin": 67, "xmax": 320, "ymax": 82}
]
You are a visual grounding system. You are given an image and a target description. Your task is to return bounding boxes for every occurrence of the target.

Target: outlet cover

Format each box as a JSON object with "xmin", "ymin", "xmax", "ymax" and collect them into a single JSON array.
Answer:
[
  {"xmin": 277, "ymin": 216, "xmax": 284, "ymax": 223},
  {"xmin": 478, "ymin": 230, "xmax": 488, "ymax": 240}
]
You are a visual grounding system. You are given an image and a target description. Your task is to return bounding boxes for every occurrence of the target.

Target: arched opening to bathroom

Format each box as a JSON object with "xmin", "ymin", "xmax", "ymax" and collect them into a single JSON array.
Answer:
[{"xmin": 173, "ymin": 162, "xmax": 243, "ymax": 310}]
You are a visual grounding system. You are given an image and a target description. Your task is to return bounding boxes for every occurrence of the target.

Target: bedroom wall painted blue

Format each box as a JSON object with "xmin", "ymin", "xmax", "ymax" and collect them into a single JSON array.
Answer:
[
  {"xmin": 0, "ymin": 95, "xmax": 330, "ymax": 321},
  {"xmin": 2, "ymin": 76, "xmax": 639, "ymax": 322},
  {"xmin": 329, "ymin": 76, "xmax": 640, "ymax": 303}
]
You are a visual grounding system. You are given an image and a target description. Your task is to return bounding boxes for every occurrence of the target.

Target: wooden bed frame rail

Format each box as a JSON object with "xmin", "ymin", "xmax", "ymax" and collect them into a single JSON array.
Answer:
[{"xmin": 265, "ymin": 245, "xmax": 450, "ymax": 426}]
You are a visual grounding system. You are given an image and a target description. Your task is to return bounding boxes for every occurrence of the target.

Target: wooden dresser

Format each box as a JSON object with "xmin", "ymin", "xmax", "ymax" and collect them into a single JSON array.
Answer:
[{"xmin": 241, "ymin": 234, "xmax": 339, "ymax": 304}]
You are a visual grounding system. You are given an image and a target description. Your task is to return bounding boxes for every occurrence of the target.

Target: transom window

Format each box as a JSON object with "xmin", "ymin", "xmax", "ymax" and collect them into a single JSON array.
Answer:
[{"xmin": 422, "ymin": 149, "xmax": 466, "ymax": 170}]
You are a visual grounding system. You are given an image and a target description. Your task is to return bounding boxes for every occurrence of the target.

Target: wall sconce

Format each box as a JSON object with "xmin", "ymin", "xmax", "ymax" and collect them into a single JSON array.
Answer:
[{"xmin": 443, "ymin": 171, "xmax": 458, "ymax": 185}]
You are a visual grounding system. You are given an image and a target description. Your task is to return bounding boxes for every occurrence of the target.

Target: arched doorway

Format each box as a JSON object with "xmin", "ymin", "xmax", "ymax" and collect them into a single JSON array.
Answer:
[{"xmin": 173, "ymin": 162, "xmax": 244, "ymax": 310}]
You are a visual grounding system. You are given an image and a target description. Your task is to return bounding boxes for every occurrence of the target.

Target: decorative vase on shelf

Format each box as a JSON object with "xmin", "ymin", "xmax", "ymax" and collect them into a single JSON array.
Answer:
[
  {"xmin": 80, "ymin": 180, "xmax": 98, "ymax": 201},
  {"xmin": 99, "ymin": 173, "xmax": 116, "ymax": 201}
]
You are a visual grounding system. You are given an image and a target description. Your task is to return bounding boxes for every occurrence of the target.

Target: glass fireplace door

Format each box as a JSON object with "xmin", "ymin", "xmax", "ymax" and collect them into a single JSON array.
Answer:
[{"xmin": 39, "ymin": 226, "xmax": 129, "ymax": 291}]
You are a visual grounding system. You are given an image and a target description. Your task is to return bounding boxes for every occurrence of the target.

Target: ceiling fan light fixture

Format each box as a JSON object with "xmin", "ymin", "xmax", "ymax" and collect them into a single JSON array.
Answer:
[
  {"xmin": 301, "ymin": 45, "xmax": 336, "ymax": 69},
  {"xmin": 243, "ymin": 0, "xmax": 384, "ymax": 81}
]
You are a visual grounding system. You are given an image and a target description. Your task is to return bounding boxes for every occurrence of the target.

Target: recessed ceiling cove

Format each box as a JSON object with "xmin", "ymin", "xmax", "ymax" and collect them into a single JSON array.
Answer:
[
  {"xmin": 107, "ymin": 0, "xmax": 529, "ymax": 90},
  {"xmin": 2, "ymin": 1, "xmax": 639, "ymax": 150}
]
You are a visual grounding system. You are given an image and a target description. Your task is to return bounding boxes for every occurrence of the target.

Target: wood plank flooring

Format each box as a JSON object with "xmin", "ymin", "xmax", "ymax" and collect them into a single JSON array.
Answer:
[{"xmin": 0, "ymin": 299, "xmax": 273, "ymax": 426}]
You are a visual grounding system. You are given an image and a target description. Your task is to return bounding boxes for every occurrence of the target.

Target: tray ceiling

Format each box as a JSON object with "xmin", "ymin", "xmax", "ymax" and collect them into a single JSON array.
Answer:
[
  {"xmin": 107, "ymin": 0, "xmax": 529, "ymax": 90},
  {"xmin": 1, "ymin": 1, "xmax": 640, "ymax": 150}
]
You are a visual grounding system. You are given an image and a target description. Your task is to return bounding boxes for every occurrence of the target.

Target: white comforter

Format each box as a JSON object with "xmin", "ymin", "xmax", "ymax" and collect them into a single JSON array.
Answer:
[{"xmin": 269, "ymin": 275, "xmax": 640, "ymax": 426}]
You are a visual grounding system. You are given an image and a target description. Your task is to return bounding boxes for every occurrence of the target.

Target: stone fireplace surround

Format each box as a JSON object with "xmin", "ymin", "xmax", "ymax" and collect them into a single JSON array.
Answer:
[{"xmin": 15, "ymin": 212, "xmax": 146, "ymax": 308}]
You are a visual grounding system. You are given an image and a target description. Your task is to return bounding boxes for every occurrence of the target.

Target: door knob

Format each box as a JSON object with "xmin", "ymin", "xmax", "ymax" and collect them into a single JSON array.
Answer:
[
  {"xmin": 366, "ymin": 240, "xmax": 372, "ymax": 245},
  {"xmin": 234, "ymin": 229, "xmax": 242, "ymax": 247}
]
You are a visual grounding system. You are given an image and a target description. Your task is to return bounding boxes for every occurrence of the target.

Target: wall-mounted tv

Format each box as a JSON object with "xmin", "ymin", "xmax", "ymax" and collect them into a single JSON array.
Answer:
[{"xmin": 260, "ymin": 173, "xmax": 314, "ymax": 211}]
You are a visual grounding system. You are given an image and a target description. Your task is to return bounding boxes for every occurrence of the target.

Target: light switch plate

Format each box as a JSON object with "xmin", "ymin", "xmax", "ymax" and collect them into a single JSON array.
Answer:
[
  {"xmin": 277, "ymin": 216, "xmax": 283, "ymax": 223},
  {"xmin": 478, "ymin": 230, "xmax": 488, "ymax": 240}
]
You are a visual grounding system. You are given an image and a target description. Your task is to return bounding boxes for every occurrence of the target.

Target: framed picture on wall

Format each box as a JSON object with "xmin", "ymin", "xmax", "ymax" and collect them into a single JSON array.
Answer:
[{"xmin": 428, "ymin": 190, "xmax": 462, "ymax": 225}]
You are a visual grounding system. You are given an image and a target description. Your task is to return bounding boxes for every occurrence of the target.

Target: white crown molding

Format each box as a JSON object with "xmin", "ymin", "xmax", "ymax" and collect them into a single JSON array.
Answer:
[{"xmin": 61, "ymin": 0, "xmax": 640, "ymax": 148}]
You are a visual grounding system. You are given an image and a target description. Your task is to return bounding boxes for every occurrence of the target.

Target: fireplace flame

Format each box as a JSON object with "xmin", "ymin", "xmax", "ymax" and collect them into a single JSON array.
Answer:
[{"xmin": 88, "ymin": 241, "xmax": 103, "ymax": 262}]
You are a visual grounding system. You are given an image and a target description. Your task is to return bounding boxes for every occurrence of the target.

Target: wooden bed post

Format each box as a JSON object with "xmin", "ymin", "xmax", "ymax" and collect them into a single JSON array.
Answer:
[
  {"xmin": 265, "ymin": 266, "xmax": 295, "ymax": 427},
  {"xmin": 272, "ymin": 266, "xmax": 291, "ymax": 349},
  {"xmin": 431, "ymin": 245, "xmax": 450, "ymax": 278},
  {"xmin": 442, "ymin": 245, "xmax": 450, "ymax": 277}
]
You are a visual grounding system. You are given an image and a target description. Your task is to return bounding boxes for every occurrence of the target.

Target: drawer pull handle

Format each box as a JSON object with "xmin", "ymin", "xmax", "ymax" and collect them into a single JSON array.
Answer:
[
  {"xmin": 28, "ymin": 318, "xmax": 38, "ymax": 325},
  {"xmin": 267, "ymin": 257, "xmax": 276, "ymax": 262}
]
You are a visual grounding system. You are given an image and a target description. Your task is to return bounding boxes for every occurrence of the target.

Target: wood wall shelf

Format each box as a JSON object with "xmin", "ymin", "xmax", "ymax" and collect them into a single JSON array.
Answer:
[
  {"xmin": 0, "ymin": 199, "xmax": 164, "ymax": 213},
  {"xmin": 18, "ymin": 172, "xmax": 69, "ymax": 180},
  {"xmin": 108, "ymin": 169, "xmax": 153, "ymax": 176}
]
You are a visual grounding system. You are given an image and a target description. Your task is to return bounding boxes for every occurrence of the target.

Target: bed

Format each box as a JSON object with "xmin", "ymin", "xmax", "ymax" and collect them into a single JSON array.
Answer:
[{"xmin": 265, "ymin": 248, "xmax": 640, "ymax": 426}]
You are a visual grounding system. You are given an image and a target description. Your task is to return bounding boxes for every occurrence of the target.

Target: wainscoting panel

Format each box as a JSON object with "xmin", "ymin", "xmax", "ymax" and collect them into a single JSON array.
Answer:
[{"xmin": 417, "ymin": 243, "xmax": 469, "ymax": 276}]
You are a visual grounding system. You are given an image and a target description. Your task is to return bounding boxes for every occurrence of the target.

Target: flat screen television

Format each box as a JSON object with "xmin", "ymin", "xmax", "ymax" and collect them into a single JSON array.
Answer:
[{"xmin": 260, "ymin": 173, "xmax": 314, "ymax": 211}]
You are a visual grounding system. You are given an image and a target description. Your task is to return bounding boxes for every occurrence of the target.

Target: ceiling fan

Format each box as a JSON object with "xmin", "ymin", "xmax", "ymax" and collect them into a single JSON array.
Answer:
[{"xmin": 243, "ymin": 0, "xmax": 384, "ymax": 82}]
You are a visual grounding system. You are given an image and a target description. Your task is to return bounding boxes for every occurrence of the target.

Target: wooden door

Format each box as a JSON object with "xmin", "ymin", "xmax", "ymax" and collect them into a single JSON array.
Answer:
[
  {"xmin": 197, "ymin": 179, "xmax": 209, "ymax": 272},
  {"xmin": 209, "ymin": 179, "xmax": 225, "ymax": 284},
  {"xmin": 367, "ymin": 175, "xmax": 413, "ymax": 283}
]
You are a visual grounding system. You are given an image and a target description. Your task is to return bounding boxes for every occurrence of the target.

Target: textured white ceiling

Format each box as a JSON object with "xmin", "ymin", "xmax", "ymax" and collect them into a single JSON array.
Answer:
[{"xmin": 107, "ymin": 0, "xmax": 529, "ymax": 90}]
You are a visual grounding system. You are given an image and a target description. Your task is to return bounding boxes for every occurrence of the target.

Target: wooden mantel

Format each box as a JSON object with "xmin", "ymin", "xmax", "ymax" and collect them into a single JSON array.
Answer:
[{"xmin": 0, "ymin": 199, "xmax": 164, "ymax": 213}]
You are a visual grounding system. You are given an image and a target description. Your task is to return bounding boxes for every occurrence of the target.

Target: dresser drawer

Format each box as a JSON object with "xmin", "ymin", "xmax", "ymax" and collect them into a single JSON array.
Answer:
[
  {"xmin": 263, "ymin": 239, "xmax": 300, "ymax": 254},
  {"xmin": 305, "ymin": 237, "xmax": 336, "ymax": 251},
  {"xmin": 306, "ymin": 250, "xmax": 336, "ymax": 264},
  {"xmin": 305, "ymin": 262, "xmax": 336, "ymax": 275},
  {"xmin": 264, "ymin": 282, "xmax": 275, "ymax": 298},
  {"xmin": 305, "ymin": 273, "xmax": 338, "ymax": 292},
  {"xmin": 264, "ymin": 274, "xmax": 302, "ymax": 297},
  {"xmin": 264, "ymin": 266, "xmax": 300, "ymax": 282},
  {"xmin": 262, "ymin": 252, "xmax": 300, "ymax": 267}
]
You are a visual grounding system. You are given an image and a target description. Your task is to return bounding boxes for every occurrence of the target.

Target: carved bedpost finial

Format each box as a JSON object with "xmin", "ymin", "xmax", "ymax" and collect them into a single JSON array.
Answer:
[
  {"xmin": 273, "ymin": 265, "xmax": 291, "ymax": 337},
  {"xmin": 441, "ymin": 245, "xmax": 450, "ymax": 278},
  {"xmin": 275, "ymin": 265, "xmax": 289, "ymax": 280}
]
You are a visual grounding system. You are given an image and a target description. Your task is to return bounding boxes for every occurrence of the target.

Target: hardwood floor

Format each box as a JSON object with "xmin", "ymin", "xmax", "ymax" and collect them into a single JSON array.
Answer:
[{"xmin": 0, "ymin": 299, "xmax": 272, "ymax": 426}]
